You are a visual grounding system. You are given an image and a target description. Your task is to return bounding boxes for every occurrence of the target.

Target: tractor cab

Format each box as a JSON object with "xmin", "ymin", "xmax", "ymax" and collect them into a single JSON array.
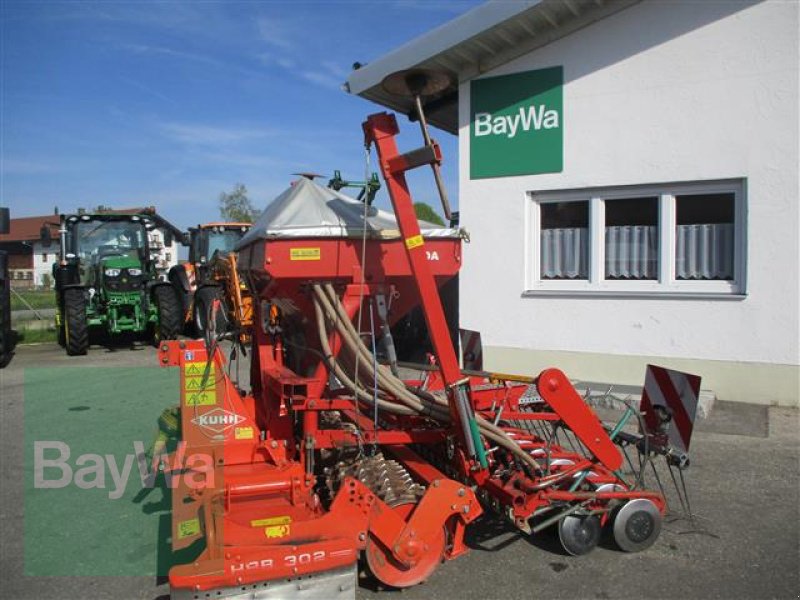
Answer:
[
  {"xmin": 188, "ymin": 223, "xmax": 251, "ymax": 266},
  {"xmin": 64, "ymin": 215, "xmax": 152, "ymax": 289}
]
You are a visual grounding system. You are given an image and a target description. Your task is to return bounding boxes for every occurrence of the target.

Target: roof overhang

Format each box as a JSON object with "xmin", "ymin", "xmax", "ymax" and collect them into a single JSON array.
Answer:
[{"xmin": 346, "ymin": 0, "xmax": 641, "ymax": 133}]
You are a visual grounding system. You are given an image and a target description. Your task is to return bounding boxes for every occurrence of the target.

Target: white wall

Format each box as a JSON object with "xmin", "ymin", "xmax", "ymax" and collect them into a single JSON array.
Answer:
[
  {"xmin": 148, "ymin": 229, "xmax": 179, "ymax": 280},
  {"xmin": 32, "ymin": 241, "xmax": 56, "ymax": 288},
  {"xmin": 457, "ymin": 1, "xmax": 799, "ymax": 400}
]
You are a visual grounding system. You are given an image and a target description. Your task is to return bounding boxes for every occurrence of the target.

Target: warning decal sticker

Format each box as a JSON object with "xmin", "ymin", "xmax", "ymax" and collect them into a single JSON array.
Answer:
[{"xmin": 183, "ymin": 362, "xmax": 216, "ymax": 406}]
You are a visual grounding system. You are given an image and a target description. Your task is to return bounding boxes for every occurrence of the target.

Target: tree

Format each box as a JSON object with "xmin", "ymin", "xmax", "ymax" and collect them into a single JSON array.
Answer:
[
  {"xmin": 219, "ymin": 183, "xmax": 259, "ymax": 223},
  {"xmin": 413, "ymin": 202, "xmax": 445, "ymax": 226}
]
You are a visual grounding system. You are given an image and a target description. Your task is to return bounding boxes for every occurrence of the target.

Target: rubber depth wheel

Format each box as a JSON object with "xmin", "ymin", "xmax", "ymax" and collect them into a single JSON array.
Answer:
[
  {"xmin": 558, "ymin": 514, "xmax": 601, "ymax": 556},
  {"xmin": 153, "ymin": 285, "xmax": 181, "ymax": 345},
  {"xmin": 613, "ymin": 499, "xmax": 662, "ymax": 552},
  {"xmin": 63, "ymin": 288, "xmax": 88, "ymax": 356},
  {"xmin": 193, "ymin": 286, "xmax": 227, "ymax": 339},
  {"xmin": 365, "ymin": 503, "xmax": 446, "ymax": 588}
]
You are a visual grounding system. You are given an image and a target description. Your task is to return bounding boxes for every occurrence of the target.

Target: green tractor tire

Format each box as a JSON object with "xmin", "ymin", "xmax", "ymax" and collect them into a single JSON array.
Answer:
[
  {"xmin": 153, "ymin": 285, "xmax": 182, "ymax": 346},
  {"xmin": 63, "ymin": 288, "xmax": 89, "ymax": 356}
]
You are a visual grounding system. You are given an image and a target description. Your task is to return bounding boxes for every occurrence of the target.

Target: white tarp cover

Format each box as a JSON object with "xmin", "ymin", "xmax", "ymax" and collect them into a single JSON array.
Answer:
[{"xmin": 236, "ymin": 177, "xmax": 459, "ymax": 250}]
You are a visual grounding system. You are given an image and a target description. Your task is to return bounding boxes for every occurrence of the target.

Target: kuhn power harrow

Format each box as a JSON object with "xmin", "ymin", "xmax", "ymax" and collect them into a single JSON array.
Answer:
[{"xmin": 156, "ymin": 70, "xmax": 698, "ymax": 599}]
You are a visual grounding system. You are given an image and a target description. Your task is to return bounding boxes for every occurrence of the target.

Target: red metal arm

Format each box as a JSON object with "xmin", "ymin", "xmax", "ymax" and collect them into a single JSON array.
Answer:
[{"xmin": 363, "ymin": 113, "xmax": 485, "ymax": 472}]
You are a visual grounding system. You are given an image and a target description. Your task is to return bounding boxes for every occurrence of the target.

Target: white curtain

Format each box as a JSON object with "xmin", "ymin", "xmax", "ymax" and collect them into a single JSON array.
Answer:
[
  {"xmin": 540, "ymin": 228, "xmax": 588, "ymax": 279},
  {"xmin": 540, "ymin": 223, "xmax": 734, "ymax": 281},
  {"xmin": 676, "ymin": 223, "xmax": 734, "ymax": 279},
  {"xmin": 605, "ymin": 225, "xmax": 658, "ymax": 279}
]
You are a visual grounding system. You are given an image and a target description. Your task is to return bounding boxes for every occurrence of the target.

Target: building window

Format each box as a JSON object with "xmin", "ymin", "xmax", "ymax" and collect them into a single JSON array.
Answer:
[
  {"xmin": 527, "ymin": 179, "xmax": 745, "ymax": 296},
  {"xmin": 604, "ymin": 197, "xmax": 659, "ymax": 280},
  {"xmin": 675, "ymin": 192, "xmax": 735, "ymax": 281},
  {"xmin": 42, "ymin": 253, "xmax": 48, "ymax": 262},
  {"xmin": 540, "ymin": 201, "xmax": 588, "ymax": 279}
]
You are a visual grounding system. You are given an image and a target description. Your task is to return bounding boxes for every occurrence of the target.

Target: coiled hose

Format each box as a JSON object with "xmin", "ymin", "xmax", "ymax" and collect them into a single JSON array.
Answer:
[{"xmin": 311, "ymin": 283, "xmax": 540, "ymax": 471}]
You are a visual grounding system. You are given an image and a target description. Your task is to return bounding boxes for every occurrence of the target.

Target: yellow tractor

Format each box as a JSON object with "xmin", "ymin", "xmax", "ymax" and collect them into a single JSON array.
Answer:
[{"xmin": 168, "ymin": 222, "xmax": 253, "ymax": 341}]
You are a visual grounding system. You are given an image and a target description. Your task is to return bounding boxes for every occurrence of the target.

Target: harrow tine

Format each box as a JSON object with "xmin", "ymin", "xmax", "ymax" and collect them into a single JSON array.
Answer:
[
  {"xmin": 678, "ymin": 466, "xmax": 694, "ymax": 520},
  {"xmin": 649, "ymin": 458, "xmax": 669, "ymax": 507},
  {"xmin": 666, "ymin": 461, "xmax": 690, "ymax": 518}
]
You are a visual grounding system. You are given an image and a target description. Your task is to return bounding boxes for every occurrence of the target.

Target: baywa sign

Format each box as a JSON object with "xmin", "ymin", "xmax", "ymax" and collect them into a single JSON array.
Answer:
[{"xmin": 470, "ymin": 66, "xmax": 563, "ymax": 179}]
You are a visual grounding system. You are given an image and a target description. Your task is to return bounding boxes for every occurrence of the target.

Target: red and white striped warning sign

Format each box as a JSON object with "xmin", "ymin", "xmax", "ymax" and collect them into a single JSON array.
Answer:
[
  {"xmin": 459, "ymin": 329, "xmax": 483, "ymax": 371},
  {"xmin": 640, "ymin": 365, "xmax": 702, "ymax": 453}
]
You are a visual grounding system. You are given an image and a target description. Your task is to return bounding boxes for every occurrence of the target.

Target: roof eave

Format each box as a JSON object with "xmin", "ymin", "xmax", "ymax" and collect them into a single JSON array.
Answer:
[{"xmin": 346, "ymin": 0, "xmax": 642, "ymax": 134}]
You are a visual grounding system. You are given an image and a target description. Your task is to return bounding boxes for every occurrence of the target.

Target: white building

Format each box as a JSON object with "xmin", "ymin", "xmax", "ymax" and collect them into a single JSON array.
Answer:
[
  {"xmin": 347, "ymin": 0, "xmax": 799, "ymax": 407},
  {"xmin": 32, "ymin": 239, "xmax": 58, "ymax": 287}
]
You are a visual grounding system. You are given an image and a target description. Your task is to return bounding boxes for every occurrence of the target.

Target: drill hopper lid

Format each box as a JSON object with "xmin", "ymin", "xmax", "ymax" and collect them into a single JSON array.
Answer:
[{"xmin": 236, "ymin": 177, "xmax": 459, "ymax": 250}]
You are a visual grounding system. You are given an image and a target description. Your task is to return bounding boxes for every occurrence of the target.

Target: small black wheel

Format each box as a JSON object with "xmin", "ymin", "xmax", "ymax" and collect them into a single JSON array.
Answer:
[
  {"xmin": 558, "ymin": 514, "xmax": 601, "ymax": 556},
  {"xmin": 193, "ymin": 285, "xmax": 227, "ymax": 339},
  {"xmin": 63, "ymin": 288, "xmax": 88, "ymax": 356},
  {"xmin": 152, "ymin": 285, "xmax": 181, "ymax": 345}
]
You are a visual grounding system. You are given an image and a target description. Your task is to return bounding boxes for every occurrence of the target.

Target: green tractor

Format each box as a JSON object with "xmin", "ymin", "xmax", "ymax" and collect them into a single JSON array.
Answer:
[{"xmin": 53, "ymin": 212, "xmax": 181, "ymax": 355}]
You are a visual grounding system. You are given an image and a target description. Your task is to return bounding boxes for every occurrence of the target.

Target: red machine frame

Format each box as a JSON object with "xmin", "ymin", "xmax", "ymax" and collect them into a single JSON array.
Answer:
[{"xmin": 157, "ymin": 111, "xmax": 667, "ymax": 597}]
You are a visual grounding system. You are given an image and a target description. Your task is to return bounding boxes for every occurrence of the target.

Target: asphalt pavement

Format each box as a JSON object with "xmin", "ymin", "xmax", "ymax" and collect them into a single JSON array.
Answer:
[{"xmin": 1, "ymin": 343, "xmax": 798, "ymax": 599}]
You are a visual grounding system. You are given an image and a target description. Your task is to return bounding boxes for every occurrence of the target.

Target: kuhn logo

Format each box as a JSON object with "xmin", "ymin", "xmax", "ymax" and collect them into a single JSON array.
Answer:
[{"xmin": 191, "ymin": 408, "xmax": 244, "ymax": 433}]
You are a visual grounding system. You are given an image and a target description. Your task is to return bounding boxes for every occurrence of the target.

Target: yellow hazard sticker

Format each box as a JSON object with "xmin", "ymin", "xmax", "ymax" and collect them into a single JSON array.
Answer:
[
  {"xmin": 251, "ymin": 516, "xmax": 292, "ymax": 539},
  {"xmin": 184, "ymin": 377, "xmax": 214, "ymax": 392},
  {"xmin": 405, "ymin": 234, "xmax": 424, "ymax": 250},
  {"xmin": 184, "ymin": 362, "xmax": 214, "ymax": 377},
  {"xmin": 177, "ymin": 518, "xmax": 201, "ymax": 539},
  {"xmin": 185, "ymin": 390, "xmax": 216, "ymax": 406},
  {"xmin": 265, "ymin": 524, "xmax": 290, "ymax": 538},
  {"xmin": 290, "ymin": 247, "xmax": 321, "ymax": 261},
  {"xmin": 234, "ymin": 426, "xmax": 254, "ymax": 440},
  {"xmin": 184, "ymin": 362, "xmax": 216, "ymax": 405},
  {"xmin": 250, "ymin": 516, "xmax": 291, "ymax": 527}
]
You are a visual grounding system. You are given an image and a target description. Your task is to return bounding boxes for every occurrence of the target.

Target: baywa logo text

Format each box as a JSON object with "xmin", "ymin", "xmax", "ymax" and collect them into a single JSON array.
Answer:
[
  {"xmin": 33, "ymin": 441, "xmax": 214, "ymax": 500},
  {"xmin": 474, "ymin": 103, "xmax": 559, "ymax": 139}
]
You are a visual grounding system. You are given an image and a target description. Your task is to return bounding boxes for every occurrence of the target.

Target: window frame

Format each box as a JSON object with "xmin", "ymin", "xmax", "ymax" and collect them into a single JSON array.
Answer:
[{"xmin": 524, "ymin": 179, "xmax": 747, "ymax": 297}]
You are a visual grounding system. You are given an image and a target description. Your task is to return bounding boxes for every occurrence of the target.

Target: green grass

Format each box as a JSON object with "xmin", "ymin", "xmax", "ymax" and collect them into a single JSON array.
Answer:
[
  {"xmin": 24, "ymin": 366, "xmax": 180, "ymax": 576},
  {"xmin": 17, "ymin": 327, "xmax": 58, "ymax": 344},
  {"xmin": 10, "ymin": 289, "xmax": 57, "ymax": 311}
]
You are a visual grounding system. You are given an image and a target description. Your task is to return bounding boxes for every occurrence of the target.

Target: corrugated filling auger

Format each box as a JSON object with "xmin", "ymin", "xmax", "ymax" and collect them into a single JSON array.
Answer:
[{"xmin": 156, "ymin": 70, "xmax": 695, "ymax": 599}]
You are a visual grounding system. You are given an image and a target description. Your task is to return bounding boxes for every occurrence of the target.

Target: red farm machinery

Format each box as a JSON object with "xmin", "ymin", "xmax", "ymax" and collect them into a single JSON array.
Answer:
[{"xmin": 156, "ymin": 71, "xmax": 698, "ymax": 599}]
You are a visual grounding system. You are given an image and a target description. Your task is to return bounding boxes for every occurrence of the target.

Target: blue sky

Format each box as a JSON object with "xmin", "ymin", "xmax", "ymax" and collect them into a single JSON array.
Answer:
[{"xmin": 1, "ymin": 0, "xmax": 480, "ymax": 229}]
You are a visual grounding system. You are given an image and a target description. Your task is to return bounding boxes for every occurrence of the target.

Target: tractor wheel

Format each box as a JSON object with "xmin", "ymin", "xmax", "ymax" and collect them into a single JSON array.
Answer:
[
  {"xmin": 63, "ymin": 288, "xmax": 89, "ymax": 356},
  {"xmin": 153, "ymin": 285, "xmax": 181, "ymax": 345},
  {"xmin": 0, "ymin": 279, "xmax": 10, "ymax": 367},
  {"xmin": 193, "ymin": 286, "xmax": 228, "ymax": 339},
  {"xmin": 57, "ymin": 321, "xmax": 66, "ymax": 347}
]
